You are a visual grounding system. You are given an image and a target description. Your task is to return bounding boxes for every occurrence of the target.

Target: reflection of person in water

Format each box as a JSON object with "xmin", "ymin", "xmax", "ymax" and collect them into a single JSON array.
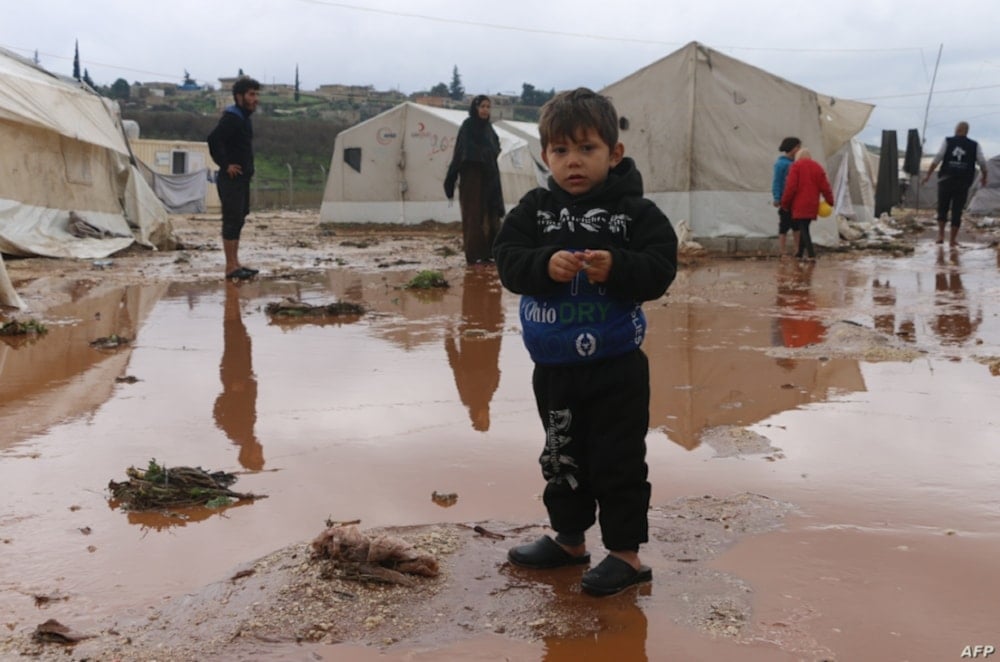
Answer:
[
  {"xmin": 445, "ymin": 268, "xmax": 504, "ymax": 431},
  {"xmin": 932, "ymin": 247, "xmax": 982, "ymax": 345},
  {"xmin": 543, "ymin": 596, "xmax": 648, "ymax": 661},
  {"xmin": 871, "ymin": 277, "xmax": 916, "ymax": 342},
  {"xmin": 871, "ymin": 277, "xmax": 897, "ymax": 336},
  {"xmin": 213, "ymin": 282, "xmax": 264, "ymax": 470},
  {"xmin": 774, "ymin": 260, "xmax": 825, "ymax": 349}
]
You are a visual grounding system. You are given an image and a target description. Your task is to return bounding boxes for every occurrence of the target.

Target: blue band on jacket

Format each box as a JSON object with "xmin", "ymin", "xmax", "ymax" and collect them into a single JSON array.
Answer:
[{"xmin": 519, "ymin": 272, "xmax": 646, "ymax": 365}]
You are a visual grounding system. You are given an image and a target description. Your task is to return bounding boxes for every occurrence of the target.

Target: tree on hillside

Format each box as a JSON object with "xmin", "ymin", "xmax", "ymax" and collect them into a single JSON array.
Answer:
[
  {"xmin": 449, "ymin": 66, "xmax": 464, "ymax": 101},
  {"xmin": 429, "ymin": 82, "xmax": 449, "ymax": 98},
  {"xmin": 520, "ymin": 83, "xmax": 555, "ymax": 107},
  {"xmin": 82, "ymin": 68, "xmax": 95, "ymax": 88},
  {"xmin": 295, "ymin": 64, "xmax": 300, "ymax": 102},
  {"xmin": 33, "ymin": 49, "xmax": 39, "ymax": 66},
  {"xmin": 72, "ymin": 40, "xmax": 80, "ymax": 80},
  {"xmin": 109, "ymin": 78, "xmax": 130, "ymax": 100}
]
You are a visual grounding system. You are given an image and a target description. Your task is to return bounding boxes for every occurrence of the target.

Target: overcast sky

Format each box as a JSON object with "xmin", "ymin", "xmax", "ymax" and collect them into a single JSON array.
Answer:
[{"xmin": 5, "ymin": 0, "xmax": 1000, "ymax": 155}]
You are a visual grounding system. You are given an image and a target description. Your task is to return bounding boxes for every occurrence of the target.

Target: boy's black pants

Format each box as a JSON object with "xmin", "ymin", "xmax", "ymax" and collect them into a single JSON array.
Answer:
[{"xmin": 531, "ymin": 349, "xmax": 651, "ymax": 552}]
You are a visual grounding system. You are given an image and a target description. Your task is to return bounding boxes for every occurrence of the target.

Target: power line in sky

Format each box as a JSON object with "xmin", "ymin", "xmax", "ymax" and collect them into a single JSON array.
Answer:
[{"xmin": 294, "ymin": 0, "xmax": 930, "ymax": 54}]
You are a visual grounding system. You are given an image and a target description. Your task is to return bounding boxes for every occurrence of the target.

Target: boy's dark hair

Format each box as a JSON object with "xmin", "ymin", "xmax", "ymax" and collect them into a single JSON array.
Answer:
[
  {"xmin": 232, "ymin": 76, "xmax": 261, "ymax": 100},
  {"xmin": 779, "ymin": 137, "xmax": 801, "ymax": 153},
  {"xmin": 538, "ymin": 87, "xmax": 619, "ymax": 150}
]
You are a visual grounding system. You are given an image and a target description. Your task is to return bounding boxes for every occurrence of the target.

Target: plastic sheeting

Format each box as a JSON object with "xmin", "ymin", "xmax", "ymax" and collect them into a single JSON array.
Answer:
[
  {"xmin": 146, "ymin": 164, "xmax": 209, "ymax": 214},
  {"xmin": 967, "ymin": 155, "xmax": 1000, "ymax": 215},
  {"xmin": 0, "ymin": 254, "xmax": 25, "ymax": 309}
]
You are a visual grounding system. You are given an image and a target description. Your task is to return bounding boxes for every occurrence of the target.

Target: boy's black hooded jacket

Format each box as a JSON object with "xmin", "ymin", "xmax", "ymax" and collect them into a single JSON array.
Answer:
[{"xmin": 494, "ymin": 157, "xmax": 678, "ymax": 365}]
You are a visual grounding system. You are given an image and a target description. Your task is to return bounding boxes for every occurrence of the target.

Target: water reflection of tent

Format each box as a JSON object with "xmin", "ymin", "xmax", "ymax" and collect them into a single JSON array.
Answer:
[
  {"xmin": 0, "ymin": 47, "xmax": 175, "ymax": 309},
  {"xmin": 0, "ymin": 283, "xmax": 167, "ymax": 449},
  {"xmin": 318, "ymin": 269, "xmax": 464, "ymax": 350},
  {"xmin": 644, "ymin": 298, "xmax": 865, "ymax": 451}
]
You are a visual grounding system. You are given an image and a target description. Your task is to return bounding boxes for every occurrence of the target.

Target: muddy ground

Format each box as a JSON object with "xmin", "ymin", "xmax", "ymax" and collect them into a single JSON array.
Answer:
[{"xmin": 2, "ymin": 211, "xmax": 999, "ymax": 661}]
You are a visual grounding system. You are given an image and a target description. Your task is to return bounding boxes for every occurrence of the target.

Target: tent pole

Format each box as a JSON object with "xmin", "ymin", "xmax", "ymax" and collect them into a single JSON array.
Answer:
[
  {"xmin": 916, "ymin": 44, "xmax": 943, "ymax": 214},
  {"xmin": 921, "ymin": 44, "xmax": 943, "ymax": 146}
]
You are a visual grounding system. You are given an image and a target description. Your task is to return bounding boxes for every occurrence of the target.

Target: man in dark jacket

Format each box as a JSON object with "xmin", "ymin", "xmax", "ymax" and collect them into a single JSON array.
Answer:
[
  {"xmin": 923, "ymin": 121, "xmax": 989, "ymax": 246},
  {"xmin": 208, "ymin": 76, "xmax": 260, "ymax": 279}
]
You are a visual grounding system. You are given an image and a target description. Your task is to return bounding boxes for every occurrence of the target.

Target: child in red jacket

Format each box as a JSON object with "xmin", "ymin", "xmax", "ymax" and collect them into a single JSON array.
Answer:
[{"xmin": 780, "ymin": 148, "xmax": 833, "ymax": 261}]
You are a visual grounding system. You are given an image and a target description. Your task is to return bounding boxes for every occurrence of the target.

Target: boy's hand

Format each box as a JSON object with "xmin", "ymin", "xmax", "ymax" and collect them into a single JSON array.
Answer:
[
  {"xmin": 582, "ymin": 250, "xmax": 612, "ymax": 283},
  {"xmin": 548, "ymin": 250, "xmax": 584, "ymax": 283}
]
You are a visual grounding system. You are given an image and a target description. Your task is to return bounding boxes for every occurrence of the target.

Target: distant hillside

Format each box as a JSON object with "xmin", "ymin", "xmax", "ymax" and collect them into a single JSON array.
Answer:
[{"xmin": 125, "ymin": 111, "xmax": 348, "ymax": 193}]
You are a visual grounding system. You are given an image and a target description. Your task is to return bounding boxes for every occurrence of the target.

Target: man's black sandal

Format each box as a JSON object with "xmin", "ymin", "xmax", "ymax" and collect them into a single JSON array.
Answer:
[{"xmin": 226, "ymin": 267, "xmax": 256, "ymax": 280}]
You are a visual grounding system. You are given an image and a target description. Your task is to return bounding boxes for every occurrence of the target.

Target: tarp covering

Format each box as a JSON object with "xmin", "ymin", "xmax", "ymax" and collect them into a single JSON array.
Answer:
[
  {"xmin": 600, "ymin": 41, "xmax": 874, "ymax": 246},
  {"xmin": 875, "ymin": 130, "xmax": 900, "ymax": 218},
  {"xmin": 967, "ymin": 154, "xmax": 1000, "ymax": 215},
  {"xmin": 0, "ymin": 47, "xmax": 174, "ymax": 309},
  {"xmin": 140, "ymin": 161, "xmax": 209, "ymax": 214},
  {"xmin": 903, "ymin": 129, "xmax": 922, "ymax": 176},
  {"xmin": 320, "ymin": 102, "xmax": 539, "ymax": 224}
]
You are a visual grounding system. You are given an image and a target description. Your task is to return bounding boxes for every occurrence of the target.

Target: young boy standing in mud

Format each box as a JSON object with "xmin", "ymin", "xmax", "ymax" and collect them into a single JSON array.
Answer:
[{"xmin": 493, "ymin": 88, "xmax": 678, "ymax": 596}]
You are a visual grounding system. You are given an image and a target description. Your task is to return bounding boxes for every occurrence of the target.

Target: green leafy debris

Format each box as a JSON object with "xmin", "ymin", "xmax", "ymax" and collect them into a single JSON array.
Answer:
[
  {"xmin": 0, "ymin": 318, "xmax": 48, "ymax": 336},
  {"xmin": 108, "ymin": 459, "xmax": 266, "ymax": 511},
  {"xmin": 404, "ymin": 271, "xmax": 449, "ymax": 290}
]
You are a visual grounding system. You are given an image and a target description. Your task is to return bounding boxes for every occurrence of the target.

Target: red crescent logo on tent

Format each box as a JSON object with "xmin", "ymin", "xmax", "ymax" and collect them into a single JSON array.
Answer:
[
  {"xmin": 376, "ymin": 127, "xmax": 397, "ymax": 145},
  {"xmin": 417, "ymin": 122, "xmax": 425, "ymax": 132}
]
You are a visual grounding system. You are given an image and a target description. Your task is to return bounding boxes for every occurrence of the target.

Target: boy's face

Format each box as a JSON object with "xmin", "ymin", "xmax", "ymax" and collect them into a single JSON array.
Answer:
[{"xmin": 542, "ymin": 127, "xmax": 624, "ymax": 196}]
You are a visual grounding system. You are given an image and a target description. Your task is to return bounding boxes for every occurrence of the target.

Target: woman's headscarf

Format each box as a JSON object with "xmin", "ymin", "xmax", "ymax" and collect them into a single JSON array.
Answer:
[{"xmin": 469, "ymin": 95, "xmax": 491, "ymax": 120}]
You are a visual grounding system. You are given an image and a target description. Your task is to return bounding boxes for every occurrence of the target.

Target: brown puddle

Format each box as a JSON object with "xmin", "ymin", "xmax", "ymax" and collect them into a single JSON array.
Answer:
[{"xmin": 1, "ymin": 243, "xmax": 999, "ymax": 660}]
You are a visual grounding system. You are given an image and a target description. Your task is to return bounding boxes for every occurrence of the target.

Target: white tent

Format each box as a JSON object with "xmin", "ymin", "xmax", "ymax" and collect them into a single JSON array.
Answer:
[
  {"xmin": 495, "ymin": 119, "xmax": 549, "ymax": 188},
  {"xmin": 600, "ymin": 41, "xmax": 874, "ymax": 246},
  {"xmin": 0, "ymin": 48, "xmax": 174, "ymax": 309},
  {"xmin": 320, "ymin": 102, "xmax": 538, "ymax": 224}
]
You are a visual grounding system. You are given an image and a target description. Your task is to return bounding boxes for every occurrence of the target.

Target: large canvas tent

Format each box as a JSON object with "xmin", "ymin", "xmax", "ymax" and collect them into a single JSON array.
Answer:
[
  {"xmin": 320, "ymin": 102, "xmax": 538, "ymax": 224},
  {"xmin": 0, "ymin": 47, "xmax": 173, "ymax": 309},
  {"xmin": 600, "ymin": 41, "xmax": 875, "ymax": 246}
]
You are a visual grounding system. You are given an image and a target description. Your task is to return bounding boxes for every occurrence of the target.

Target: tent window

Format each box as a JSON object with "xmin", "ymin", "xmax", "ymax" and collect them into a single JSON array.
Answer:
[
  {"xmin": 171, "ymin": 151, "xmax": 188, "ymax": 175},
  {"xmin": 344, "ymin": 147, "xmax": 362, "ymax": 173},
  {"xmin": 61, "ymin": 137, "xmax": 94, "ymax": 186}
]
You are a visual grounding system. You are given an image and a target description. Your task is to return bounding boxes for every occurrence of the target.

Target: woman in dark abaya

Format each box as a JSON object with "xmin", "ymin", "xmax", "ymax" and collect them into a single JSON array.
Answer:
[{"xmin": 444, "ymin": 95, "xmax": 505, "ymax": 264}]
